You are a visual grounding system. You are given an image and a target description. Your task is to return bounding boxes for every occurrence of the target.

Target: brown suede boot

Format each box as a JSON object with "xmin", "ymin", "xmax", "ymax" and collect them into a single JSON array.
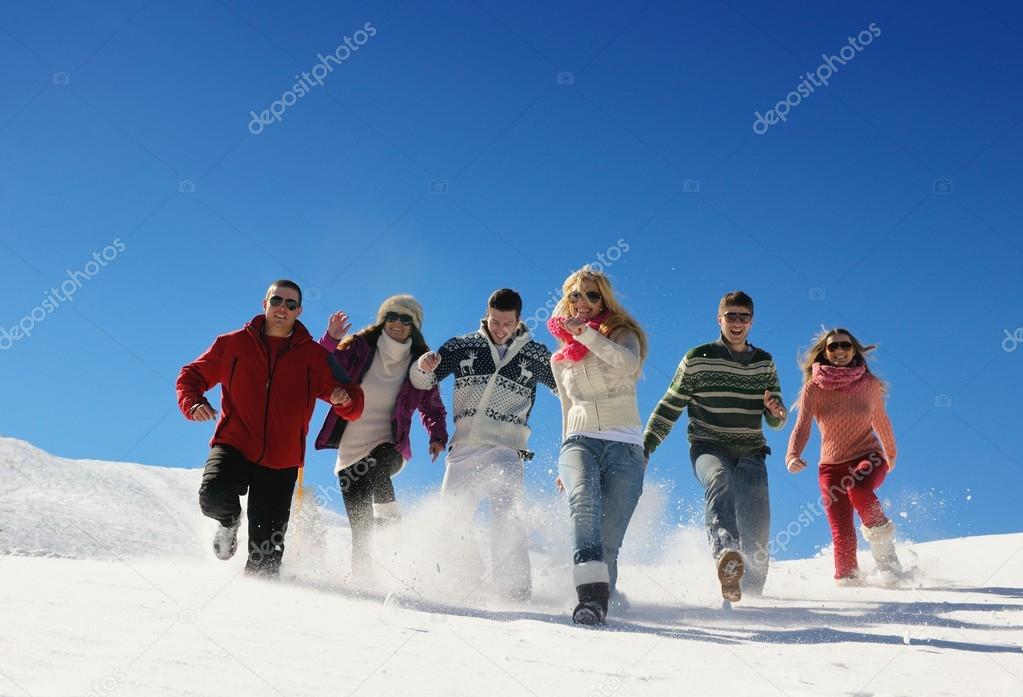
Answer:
[{"xmin": 717, "ymin": 550, "xmax": 745, "ymax": 602}]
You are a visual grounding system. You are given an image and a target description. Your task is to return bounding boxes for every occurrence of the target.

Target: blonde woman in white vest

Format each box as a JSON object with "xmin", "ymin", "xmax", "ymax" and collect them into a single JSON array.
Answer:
[{"xmin": 547, "ymin": 267, "xmax": 648, "ymax": 625}]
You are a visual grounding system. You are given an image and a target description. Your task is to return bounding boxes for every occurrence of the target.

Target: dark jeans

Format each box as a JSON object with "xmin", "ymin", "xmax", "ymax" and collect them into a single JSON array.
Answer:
[
  {"xmin": 690, "ymin": 442, "xmax": 770, "ymax": 593},
  {"xmin": 198, "ymin": 445, "xmax": 299, "ymax": 576},
  {"xmin": 339, "ymin": 442, "xmax": 402, "ymax": 578}
]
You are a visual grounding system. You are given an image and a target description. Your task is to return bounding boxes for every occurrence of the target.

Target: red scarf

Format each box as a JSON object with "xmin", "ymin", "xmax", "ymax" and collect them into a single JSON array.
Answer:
[
  {"xmin": 547, "ymin": 311, "xmax": 611, "ymax": 362},
  {"xmin": 812, "ymin": 362, "xmax": 868, "ymax": 392}
]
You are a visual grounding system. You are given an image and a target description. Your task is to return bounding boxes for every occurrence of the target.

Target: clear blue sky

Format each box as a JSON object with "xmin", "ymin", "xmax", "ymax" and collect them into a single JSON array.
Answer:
[{"xmin": 2, "ymin": 1, "xmax": 1021, "ymax": 560}]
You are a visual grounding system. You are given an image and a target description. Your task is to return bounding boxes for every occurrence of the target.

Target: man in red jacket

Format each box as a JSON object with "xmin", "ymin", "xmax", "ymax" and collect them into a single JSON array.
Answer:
[{"xmin": 177, "ymin": 279, "xmax": 364, "ymax": 576}]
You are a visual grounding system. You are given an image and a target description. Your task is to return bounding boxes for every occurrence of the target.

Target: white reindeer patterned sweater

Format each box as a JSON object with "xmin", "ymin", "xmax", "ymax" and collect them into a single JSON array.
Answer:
[{"xmin": 409, "ymin": 322, "xmax": 557, "ymax": 451}]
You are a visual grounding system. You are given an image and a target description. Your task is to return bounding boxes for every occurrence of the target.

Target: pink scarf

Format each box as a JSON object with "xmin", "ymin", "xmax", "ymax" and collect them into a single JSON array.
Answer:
[
  {"xmin": 812, "ymin": 362, "xmax": 867, "ymax": 392},
  {"xmin": 547, "ymin": 311, "xmax": 611, "ymax": 362}
]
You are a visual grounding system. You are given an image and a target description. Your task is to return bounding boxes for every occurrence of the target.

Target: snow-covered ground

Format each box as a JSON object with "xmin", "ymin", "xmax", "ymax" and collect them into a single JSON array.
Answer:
[{"xmin": 1, "ymin": 436, "xmax": 1021, "ymax": 696}]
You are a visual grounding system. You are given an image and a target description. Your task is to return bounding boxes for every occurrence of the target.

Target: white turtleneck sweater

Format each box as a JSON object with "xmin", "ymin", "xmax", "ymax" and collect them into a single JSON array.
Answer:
[{"xmin": 336, "ymin": 332, "xmax": 411, "ymax": 474}]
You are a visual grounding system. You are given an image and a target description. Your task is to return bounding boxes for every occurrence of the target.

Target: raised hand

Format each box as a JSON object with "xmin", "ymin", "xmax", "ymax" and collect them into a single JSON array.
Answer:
[
  {"xmin": 419, "ymin": 351, "xmax": 441, "ymax": 372},
  {"xmin": 563, "ymin": 317, "xmax": 588, "ymax": 336},
  {"xmin": 327, "ymin": 310, "xmax": 351, "ymax": 341}
]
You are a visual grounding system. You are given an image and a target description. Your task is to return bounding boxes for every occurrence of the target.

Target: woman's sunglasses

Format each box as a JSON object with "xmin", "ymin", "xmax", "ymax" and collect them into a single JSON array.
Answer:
[
  {"xmin": 568, "ymin": 290, "xmax": 602, "ymax": 304},
  {"xmin": 384, "ymin": 312, "xmax": 414, "ymax": 326},
  {"xmin": 268, "ymin": 296, "xmax": 300, "ymax": 311},
  {"xmin": 826, "ymin": 341, "xmax": 854, "ymax": 352}
]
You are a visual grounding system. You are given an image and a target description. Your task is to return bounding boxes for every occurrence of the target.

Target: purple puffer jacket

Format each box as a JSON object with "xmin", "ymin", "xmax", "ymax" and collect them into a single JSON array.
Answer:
[{"xmin": 314, "ymin": 332, "xmax": 448, "ymax": 462}]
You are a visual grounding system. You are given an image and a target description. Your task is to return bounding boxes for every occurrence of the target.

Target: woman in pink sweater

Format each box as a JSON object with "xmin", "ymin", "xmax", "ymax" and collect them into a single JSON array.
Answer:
[{"xmin": 786, "ymin": 328, "xmax": 902, "ymax": 584}]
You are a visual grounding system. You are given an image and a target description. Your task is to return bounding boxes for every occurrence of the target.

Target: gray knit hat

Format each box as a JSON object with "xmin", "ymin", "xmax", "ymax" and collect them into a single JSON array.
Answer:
[{"xmin": 375, "ymin": 294, "xmax": 423, "ymax": 330}]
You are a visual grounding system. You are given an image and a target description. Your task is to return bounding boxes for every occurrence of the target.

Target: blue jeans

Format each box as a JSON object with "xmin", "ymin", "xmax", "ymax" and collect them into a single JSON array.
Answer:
[
  {"xmin": 690, "ymin": 442, "xmax": 771, "ymax": 593},
  {"xmin": 558, "ymin": 435, "xmax": 646, "ymax": 592}
]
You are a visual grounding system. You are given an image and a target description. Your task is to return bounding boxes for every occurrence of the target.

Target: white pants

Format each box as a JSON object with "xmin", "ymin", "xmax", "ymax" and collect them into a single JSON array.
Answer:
[{"xmin": 441, "ymin": 444, "xmax": 531, "ymax": 597}]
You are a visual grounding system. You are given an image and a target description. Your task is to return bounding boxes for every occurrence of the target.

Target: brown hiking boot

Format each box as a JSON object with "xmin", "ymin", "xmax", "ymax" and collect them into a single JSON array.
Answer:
[{"xmin": 717, "ymin": 550, "xmax": 745, "ymax": 602}]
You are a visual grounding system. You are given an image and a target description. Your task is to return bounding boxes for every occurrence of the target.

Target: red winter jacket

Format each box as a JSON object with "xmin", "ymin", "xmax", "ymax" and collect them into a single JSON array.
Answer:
[{"xmin": 176, "ymin": 315, "xmax": 364, "ymax": 469}]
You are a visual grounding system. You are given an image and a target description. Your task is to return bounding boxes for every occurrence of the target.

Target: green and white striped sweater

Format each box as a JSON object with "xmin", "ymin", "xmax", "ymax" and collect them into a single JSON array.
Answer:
[{"xmin": 643, "ymin": 339, "xmax": 786, "ymax": 456}]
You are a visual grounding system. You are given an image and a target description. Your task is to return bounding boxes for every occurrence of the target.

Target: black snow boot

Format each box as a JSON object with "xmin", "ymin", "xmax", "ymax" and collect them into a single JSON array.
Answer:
[{"xmin": 573, "ymin": 582, "xmax": 610, "ymax": 626}]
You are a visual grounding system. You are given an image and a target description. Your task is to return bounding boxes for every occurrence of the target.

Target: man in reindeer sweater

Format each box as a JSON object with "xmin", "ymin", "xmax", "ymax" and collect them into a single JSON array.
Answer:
[{"xmin": 411, "ymin": 288, "xmax": 557, "ymax": 600}]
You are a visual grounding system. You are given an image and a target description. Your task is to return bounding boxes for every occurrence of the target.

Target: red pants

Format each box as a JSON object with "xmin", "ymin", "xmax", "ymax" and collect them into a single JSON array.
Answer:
[{"xmin": 818, "ymin": 455, "xmax": 889, "ymax": 578}]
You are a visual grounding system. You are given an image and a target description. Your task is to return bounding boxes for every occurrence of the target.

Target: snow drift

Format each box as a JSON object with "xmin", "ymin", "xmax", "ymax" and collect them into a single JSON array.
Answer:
[{"xmin": 1, "ymin": 436, "xmax": 1021, "ymax": 697}]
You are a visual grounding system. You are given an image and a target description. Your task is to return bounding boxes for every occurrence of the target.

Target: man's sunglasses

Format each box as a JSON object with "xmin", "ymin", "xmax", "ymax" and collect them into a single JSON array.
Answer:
[
  {"xmin": 568, "ymin": 290, "xmax": 602, "ymax": 304},
  {"xmin": 384, "ymin": 311, "xmax": 414, "ymax": 326},
  {"xmin": 268, "ymin": 296, "xmax": 300, "ymax": 311},
  {"xmin": 826, "ymin": 341, "xmax": 854, "ymax": 352},
  {"xmin": 721, "ymin": 312, "xmax": 752, "ymax": 324}
]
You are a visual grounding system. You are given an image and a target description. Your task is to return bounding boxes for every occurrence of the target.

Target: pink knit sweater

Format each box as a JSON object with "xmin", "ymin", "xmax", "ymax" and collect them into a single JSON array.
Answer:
[{"xmin": 786, "ymin": 373, "xmax": 896, "ymax": 465}]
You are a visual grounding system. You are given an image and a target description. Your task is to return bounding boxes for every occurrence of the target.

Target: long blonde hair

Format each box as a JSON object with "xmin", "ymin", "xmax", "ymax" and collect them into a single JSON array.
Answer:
[
  {"xmin": 799, "ymin": 326, "xmax": 886, "ymax": 392},
  {"xmin": 552, "ymin": 266, "xmax": 648, "ymax": 361}
]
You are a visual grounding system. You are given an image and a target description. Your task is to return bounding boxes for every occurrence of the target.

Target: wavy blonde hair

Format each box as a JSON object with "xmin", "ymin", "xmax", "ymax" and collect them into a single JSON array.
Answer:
[
  {"xmin": 799, "ymin": 326, "xmax": 886, "ymax": 393},
  {"xmin": 551, "ymin": 266, "xmax": 648, "ymax": 362}
]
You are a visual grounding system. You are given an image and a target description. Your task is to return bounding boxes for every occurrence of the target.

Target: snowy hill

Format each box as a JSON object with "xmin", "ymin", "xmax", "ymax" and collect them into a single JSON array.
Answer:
[{"xmin": 1, "ymin": 437, "xmax": 1021, "ymax": 696}]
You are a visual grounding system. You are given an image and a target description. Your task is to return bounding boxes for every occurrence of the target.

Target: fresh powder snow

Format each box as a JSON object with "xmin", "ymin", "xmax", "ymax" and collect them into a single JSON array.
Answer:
[{"xmin": 1, "ymin": 436, "xmax": 1021, "ymax": 696}]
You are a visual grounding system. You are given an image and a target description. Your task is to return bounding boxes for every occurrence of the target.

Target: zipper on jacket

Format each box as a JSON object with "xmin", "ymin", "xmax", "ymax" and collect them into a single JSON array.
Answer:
[{"xmin": 257, "ymin": 341, "xmax": 291, "ymax": 464}]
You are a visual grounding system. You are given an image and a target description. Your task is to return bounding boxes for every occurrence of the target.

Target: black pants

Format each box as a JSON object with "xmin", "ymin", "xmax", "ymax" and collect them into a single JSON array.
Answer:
[
  {"xmin": 198, "ymin": 445, "xmax": 299, "ymax": 576},
  {"xmin": 339, "ymin": 442, "xmax": 402, "ymax": 577}
]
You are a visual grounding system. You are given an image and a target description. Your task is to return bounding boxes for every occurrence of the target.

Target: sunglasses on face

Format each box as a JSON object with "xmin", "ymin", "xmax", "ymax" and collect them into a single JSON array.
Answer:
[
  {"xmin": 826, "ymin": 341, "xmax": 854, "ymax": 352},
  {"xmin": 384, "ymin": 312, "xmax": 414, "ymax": 326},
  {"xmin": 568, "ymin": 290, "xmax": 602, "ymax": 304},
  {"xmin": 721, "ymin": 312, "xmax": 752, "ymax": 324},
  {"xmin": 268, "ymin": 296, "xmax": 300, "ymax": 311}
]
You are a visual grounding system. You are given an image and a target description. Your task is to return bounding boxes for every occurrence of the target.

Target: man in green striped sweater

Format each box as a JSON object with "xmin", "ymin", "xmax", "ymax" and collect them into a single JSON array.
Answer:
[{"xmin": 643, "ymin": 291, "xmax": 786, "ymax": 602}]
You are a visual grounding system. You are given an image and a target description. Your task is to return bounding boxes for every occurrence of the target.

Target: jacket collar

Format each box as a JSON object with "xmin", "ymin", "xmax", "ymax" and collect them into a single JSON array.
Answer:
[
  {"xmin": 714, "ymin": 335, "xmax": 754, "ymax": 364},
  {"xmin": 245, "ymin": 314, "xmax": 312, "ymax": 346},
  {"xmin": 478, "ymin": 319, "xmax": 531, "ymax": 346}
]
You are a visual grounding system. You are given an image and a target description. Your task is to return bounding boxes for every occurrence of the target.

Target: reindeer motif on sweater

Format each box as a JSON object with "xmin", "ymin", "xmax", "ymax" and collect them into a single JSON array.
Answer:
[{"xmin": 409, "ymin": 323, "xmax": 557, "ymax": 451}]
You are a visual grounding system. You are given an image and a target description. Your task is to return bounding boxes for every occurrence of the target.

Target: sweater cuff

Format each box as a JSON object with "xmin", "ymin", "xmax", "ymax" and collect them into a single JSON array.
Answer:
[
  {"xmin": 409, "ymin": 364, "xmax": 435, "ymax": 390},
  {"xmin": 575, "ymin": 325, "xmax": 599, "ymax": 345},
  {"xmin": 642, "ymin": 432, "xmax": 659, "ymax": 457}
]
